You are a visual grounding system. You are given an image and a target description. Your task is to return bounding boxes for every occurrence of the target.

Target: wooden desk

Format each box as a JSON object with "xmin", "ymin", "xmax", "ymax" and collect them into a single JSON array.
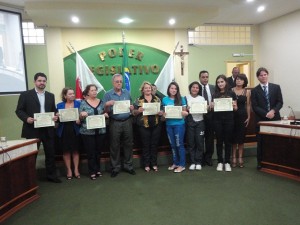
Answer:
[
  {"xmin": 259, "ymin": 121, "xmax": 300, "ymax": 181},
  {"xmin": 0, "ymin": 139, "xmax": 39, "ymax": 223}
]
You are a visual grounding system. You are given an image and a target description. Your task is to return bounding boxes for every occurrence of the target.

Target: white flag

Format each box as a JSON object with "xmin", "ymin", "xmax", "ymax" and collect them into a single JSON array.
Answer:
[
  {"xmin": 75, "ymin": 51, "xmax": 105, "ymax": 99},
  {"xmin": 154, "ymin": 55, "xmax": 174, "ymax": 96}
]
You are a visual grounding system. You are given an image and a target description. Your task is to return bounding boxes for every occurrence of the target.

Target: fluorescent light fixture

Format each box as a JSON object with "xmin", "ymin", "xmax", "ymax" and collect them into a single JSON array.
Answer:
[
  {"xmin": 169, "ymin": 18, "xmax": 176, "ymax": 25},
  {"xmin": 71, "ymin": 16, "xmax": 79, "ymax": 23},
  {"xmin": 257, "ymin": 5, "xmax": 265, "ymax": 12},
  {"xmin": 118, "ymin": 17, "xmax": 134, "ymax": 24},
  {"xmin": 246, "ymin": 0, "xmax": 255, "ymax": 2}
]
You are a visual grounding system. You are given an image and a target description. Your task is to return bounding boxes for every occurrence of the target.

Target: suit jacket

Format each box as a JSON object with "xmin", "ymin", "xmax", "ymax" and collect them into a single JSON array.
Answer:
[
  {"xmin": 227, "ymin": 76, "xmax": 235, "ymax": 88},
  {"xmin": 15, "ymin": 88, "xmax": 57, "ymax": 138},
  {"xmin": 251, "ymin": 83, "xmax": 283, "ymax": 123}
]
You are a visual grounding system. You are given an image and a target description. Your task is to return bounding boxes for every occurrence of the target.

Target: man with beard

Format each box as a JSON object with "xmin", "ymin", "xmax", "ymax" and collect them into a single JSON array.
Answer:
[{"xmin": 16, "ymin": 72, "xmax": 61, "ymax": 183}]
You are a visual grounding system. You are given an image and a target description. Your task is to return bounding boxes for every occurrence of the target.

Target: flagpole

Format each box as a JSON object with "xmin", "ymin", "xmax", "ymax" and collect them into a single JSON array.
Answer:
[{"xmin": 122, "ymin": 31, "xmax": 131, "ymax": 93}]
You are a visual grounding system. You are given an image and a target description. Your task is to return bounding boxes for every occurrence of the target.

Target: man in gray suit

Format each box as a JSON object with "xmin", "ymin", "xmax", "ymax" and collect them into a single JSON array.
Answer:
[
  {"xmin": 251, "ymin": 67, "xmax": 283, "ymax": 169},
  {"xmin": 16, "ymin": 72, "xmax": 61, "ymax": 183},
  {"xmin": 199, "ymin": 70, "xmax": 215, "ymax": 166}
]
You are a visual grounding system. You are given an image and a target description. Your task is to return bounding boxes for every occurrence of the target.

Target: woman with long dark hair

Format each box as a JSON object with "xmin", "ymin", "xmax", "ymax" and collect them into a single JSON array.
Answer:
[
  {"xmin": 162, "ymin": 82, "xmax": 188, "ymax": 173},
  {"xmin": 212, "ymin": 75, "xmax": 237, "ymax": 172}
]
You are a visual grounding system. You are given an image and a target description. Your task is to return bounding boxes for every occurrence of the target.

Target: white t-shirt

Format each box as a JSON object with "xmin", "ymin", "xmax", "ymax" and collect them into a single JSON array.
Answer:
[{"xmin": 186, "ymin": 95, "xmax": 205, "ymax": 122}]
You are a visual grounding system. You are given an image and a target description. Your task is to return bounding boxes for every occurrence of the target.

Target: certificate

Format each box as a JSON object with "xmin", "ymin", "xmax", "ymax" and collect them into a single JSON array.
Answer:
[
  {"xmin": 214, "ymin": 98, "xmax": 233, "ymax": 112},
  {"xmin": 142, "ymin": 102, "xmax": 161, "ymax": 116},
  {"xmin": 113, "ymin": 100, "xmax": 130, "ymax": 114},
  {"xmin": 189, "ymin": 101, "xmax": 207, "ymax": 114},
  {"xmin": 34, "ymin": 112, "xmax": 55, "ymax": 128},
  {"xmin": 165, "ymin": 106, "xmax": 182, "ymax": 119},
  {"xmin": 86, "ymin": 115, "xmax": 106, "ymax": 129},
  {"xmin": 58, "ymin": 108, "xmax": 79, "ymax": 122}
]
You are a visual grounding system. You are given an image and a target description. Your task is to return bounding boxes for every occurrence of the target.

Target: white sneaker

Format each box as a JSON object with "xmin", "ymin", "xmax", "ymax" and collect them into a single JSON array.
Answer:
[
  {"xmin": 189, "ymin": 164, "xmax": 196, "ymax": 170},
  {"xmin": 216, "ymin": 163, "xmax": 223, "ymax": 171},
  {"xmin": 225, "ymin": 163, "xmax": 232, "ymax": 172},
  {"xmin": 195, "ymin": 164, "xmax": 202, "ymax": 170}
]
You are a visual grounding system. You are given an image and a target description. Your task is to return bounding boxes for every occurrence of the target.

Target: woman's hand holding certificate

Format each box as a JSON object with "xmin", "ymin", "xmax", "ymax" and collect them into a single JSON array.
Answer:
[
  {"xmin": 214, "ymin": 98, "xmax": 233, "ymax": 112},
  {"xmin": 165, "ymin": 106, "xmax": 183, "ymax": 119}
]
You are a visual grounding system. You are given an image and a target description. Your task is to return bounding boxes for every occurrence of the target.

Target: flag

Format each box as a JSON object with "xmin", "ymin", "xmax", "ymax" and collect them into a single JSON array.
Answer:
[
  {"xmin": 75, "ymin": 51, "xmax": 105, "ymax": 99},
  {"xmin": 122, "ymin": 37, "xmax": 131, "ymax": 92},
  {"xmin": 154, "ymin": 55, "xmax": 174, "ymax": 96}
]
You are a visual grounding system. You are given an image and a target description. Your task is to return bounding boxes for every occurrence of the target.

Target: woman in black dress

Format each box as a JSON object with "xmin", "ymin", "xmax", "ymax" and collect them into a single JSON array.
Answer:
[
  {"xmin": 232, "ymin": 74, "xmax": 251, "ymax": 168},
  {"xmin": 57, "ymin": 87, "xmax": 81, "ymax": 179}
]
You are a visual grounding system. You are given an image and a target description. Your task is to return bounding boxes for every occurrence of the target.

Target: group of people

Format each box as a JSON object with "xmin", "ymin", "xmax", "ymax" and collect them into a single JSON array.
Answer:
[{"xmin": 15, "ymin": 66, "xmax": 283, "ymax": 183}]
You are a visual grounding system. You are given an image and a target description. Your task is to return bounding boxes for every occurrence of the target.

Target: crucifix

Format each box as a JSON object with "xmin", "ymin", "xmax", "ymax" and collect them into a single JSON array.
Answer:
[{"xmin": 174, "ymin": 45, "xmax": 189, "ymax": 75}]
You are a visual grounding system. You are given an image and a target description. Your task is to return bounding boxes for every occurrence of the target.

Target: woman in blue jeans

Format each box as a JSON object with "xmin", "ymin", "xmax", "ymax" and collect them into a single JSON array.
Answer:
[{"xmin": 162, "ymin": 82, "xmax": 188, "ymax": 173}]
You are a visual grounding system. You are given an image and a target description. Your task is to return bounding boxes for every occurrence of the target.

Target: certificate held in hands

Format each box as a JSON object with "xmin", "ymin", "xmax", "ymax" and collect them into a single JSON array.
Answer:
[
  {"xmin": 142, "ymin": 102, "xmax": 161, "ymax": 116},
  {"xmin": 214, "ymin": 98, "xmax": 233, "ymax": 112},
  {"xmin": 59, "ymin": 108, "xmax": 79, "ymax": 122},
  {"xmin": 34, "ymin": 112, "xmax": 55, "ymax": 128},
  {"xmin": 189, "ymin": 101, "xmax": 207, "ymax": 114},
  {"xmin": 86, "ymin": 115, "xmax": 106, "ymax": 129},
  {"xmin": 113, "ymin": 100, "xmax": 130, "ymax": 115},
  {"xmin": 165, "ymin": 106, "xmax": 183, "ymax": 119}
]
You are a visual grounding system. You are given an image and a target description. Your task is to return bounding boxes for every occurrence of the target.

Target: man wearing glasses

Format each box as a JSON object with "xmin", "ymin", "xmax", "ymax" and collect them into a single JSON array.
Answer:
[{"xmin": 103, "ymin": 74, "xmax": 135, "ymax": 177}]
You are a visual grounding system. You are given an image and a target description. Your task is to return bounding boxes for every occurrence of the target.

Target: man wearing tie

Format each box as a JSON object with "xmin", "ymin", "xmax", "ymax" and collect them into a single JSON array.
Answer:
[
  {"xmin": 199, "ymin": 70, "xmax": 215, "ymax": 166},
  {"xmin": 251, "ymin": 67, "xmax": 283, "ymax": 169}
]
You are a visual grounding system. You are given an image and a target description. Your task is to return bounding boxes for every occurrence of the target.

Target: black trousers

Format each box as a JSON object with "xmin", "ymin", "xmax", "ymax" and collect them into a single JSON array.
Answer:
[
  {"xmin": 138, "ymin": 124, "xmax": 161, "ymax": 167},
  {"xmin": 203, "ymin": 112, "xmax": 215, "ymax": 162},
  {"xmin": 81, "ymin": 133, "xmax": 105, "ymax": 175},
  {"xmin": 213, "ymin": 119, "xmax": 234, "ymax": 164},
  {"xmin": 186, "ymin": 120, "xmax": 205, "ymax": 164},
  {"xmin": 36, "ymin": 128, "xmax": 57, "ymax": 179}
]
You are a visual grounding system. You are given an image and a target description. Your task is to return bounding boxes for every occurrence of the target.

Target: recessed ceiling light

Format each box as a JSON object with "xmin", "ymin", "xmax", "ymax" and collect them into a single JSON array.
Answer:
[
  {"xmin": 169, "ymin": 18, "xmax": 176, "ymax": 25},
  {"xmin": 118, "ymin": 17, "xmax": 134, "ymax": 24},
  {"xmin": 257, "ymin": 5, "xmax": 265, "ymax": 12},
  {"xmin": 71, "ymin": 16, "xmax": 79, "ymax": 23}
]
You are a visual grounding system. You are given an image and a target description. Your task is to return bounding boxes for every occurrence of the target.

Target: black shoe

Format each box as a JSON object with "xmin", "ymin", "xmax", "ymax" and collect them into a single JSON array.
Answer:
[
  {"xmin": 125, "ymin": 169, "xmax": 136, "ymax": 175},
  {"xmin": 111, "ymin": 171, "xmax": 119, "ymax": 178},
  {"xmin": 47, "ymin": 177, "xmax": 62, "ymax": 183}
]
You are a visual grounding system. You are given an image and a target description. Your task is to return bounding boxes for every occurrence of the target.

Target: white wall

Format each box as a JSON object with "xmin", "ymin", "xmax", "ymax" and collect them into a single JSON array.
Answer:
[{"xmin": 257, "ymin": 10, "xmax": 300, "ymax": 117}]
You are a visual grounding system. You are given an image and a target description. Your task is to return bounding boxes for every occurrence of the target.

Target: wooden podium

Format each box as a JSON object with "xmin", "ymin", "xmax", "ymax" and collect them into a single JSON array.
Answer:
[
  {"xmin": 259, "ymin": 121, "xmax": 300, "ymax": 181},
  {"xmin": 0, "ymin": 139, "xmax": 39, "ymax": 223}
]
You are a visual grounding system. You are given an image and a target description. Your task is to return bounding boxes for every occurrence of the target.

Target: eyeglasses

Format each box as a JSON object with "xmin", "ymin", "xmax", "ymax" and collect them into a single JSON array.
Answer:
[{"xmin": 114, "ymin": 80, "xmax": 122, "ymax": 83}]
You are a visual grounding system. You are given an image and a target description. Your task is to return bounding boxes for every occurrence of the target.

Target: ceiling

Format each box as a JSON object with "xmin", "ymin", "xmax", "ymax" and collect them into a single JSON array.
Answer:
[{"xmin": 1, "ymin": 0, "xmax": 300, "ymax": 29}]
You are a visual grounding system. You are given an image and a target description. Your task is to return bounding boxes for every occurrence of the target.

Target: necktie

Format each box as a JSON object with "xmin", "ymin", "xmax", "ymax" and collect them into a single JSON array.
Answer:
[
  {"xmin": 263, "ymin": 85, "xmax": 270, "ymax": 111},
  {"xmin": 203, "ymin": 85, "xmax": 208, "ymax": 101}
]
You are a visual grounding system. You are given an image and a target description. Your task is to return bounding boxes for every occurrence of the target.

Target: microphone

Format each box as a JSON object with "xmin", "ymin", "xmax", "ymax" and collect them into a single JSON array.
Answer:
[
  {"xmin": 288, "ymin": 106, "xmax": 300, "ymax": 125},
  {"xmin": 288, "ymin": 106, "xmax": 296, "ymax": 121}
]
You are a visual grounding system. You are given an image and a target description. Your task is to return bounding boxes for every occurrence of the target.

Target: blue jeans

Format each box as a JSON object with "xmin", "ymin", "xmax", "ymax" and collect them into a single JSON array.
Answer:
[{"xmin": 166, "ymin": 124, "xmax": 186, "ymax": 167}]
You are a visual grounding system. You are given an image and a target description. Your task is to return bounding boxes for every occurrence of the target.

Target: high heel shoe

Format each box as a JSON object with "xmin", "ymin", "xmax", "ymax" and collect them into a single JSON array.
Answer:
[
  {"xmin": 96, "ymin": 171, "xmax": 103, "ymax": 177},
  {"xmin": 238, "ymin": 158, "xmax": 244, "ymax": 168},
  {"xmin": 66, "ymin": 176, "xmax": 73, "ymax": 180},
  {"xmin": 232, "ymin": 157, "xmax": 237, "ymax": 168},
  {"xmin": 144, "ymin": 167, "xmax": 150, "ymax": 172},
  {"xmin": 75, "ymin": 174, "xmax": 81, "ymax": 179}
]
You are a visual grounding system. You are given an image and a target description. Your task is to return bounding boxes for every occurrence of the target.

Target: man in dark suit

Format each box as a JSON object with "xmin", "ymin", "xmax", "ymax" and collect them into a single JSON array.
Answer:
[
  {"xmin": 251, "ymin": 67, "xmax": 283, "ymax": 169},
  {"xmin": 16, "ymin": 72, "xmax": 61, "ymax": 183},
  {"xmin": 227, "ymin": 67, "xmax": 240, "ymax": 88},
  {"xmin": 199, "ymin": 70, "xmax": 215, "ymax": 166}
]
